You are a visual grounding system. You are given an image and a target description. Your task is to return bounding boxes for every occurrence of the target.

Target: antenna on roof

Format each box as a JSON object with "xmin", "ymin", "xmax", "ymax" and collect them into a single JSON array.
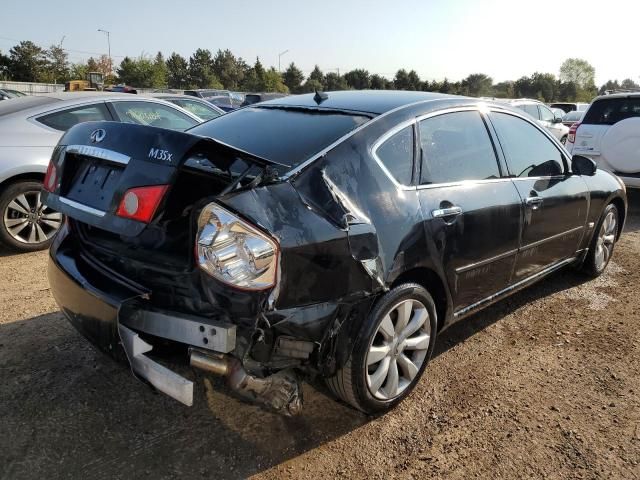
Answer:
[{"xmin": 313, "ymin": 90, "xmax": 328, "ymax": 104}]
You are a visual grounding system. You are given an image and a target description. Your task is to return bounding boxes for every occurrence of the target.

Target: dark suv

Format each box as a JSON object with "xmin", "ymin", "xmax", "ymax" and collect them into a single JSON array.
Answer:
[{"xmin": 44, "ymin": 91, "xmax": 626, "ymax": 415}]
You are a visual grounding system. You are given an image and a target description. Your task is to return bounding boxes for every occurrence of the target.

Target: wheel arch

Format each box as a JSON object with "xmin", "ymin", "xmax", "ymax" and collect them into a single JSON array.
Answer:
[
  {"xmin": 0, "ymin": 172, "xmax": 45, "ymax": 192},
  {"xmin": 609, "ymin": 195, "xmax": 626, "ymax": 240},
  {"xmin": 390, "ymin": 267, "xmax": 450, "ymax": 331}
]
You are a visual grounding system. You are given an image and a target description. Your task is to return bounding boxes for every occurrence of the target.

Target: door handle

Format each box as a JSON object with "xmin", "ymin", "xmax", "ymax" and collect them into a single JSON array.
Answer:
[
  {"xmin": 525, "ymin": 196, "xmax": 543, "ymax": 210},
  {"xmin": 432, "ymin": 206, "xmax": 463, "ymax": 218}
]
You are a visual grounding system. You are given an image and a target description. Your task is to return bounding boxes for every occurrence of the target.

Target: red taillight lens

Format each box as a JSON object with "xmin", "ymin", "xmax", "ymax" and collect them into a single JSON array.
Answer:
[
  {"xmin": 43, "ymin": 161, "xmax": 57, "ymax": 193},
  {"xmin": 568, "ymin": 122, "xmax": 580, "ymax": 144},
  {"xmin": 116, "ymin": 185, "xmax": 169, "ymax": 223}
]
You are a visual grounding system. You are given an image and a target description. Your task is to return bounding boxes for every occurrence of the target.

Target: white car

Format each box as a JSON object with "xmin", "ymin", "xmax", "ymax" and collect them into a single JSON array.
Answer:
[
  {"xmin": 496, "ymin": 99, "xmax": 570, "ymax": 144},
  {"xmin": 566, "ymin": 92, "xmax": 640, "ymax": 188},
  {"xmin": 0, "ymin": 93, "xmax": 204, "ymax": 251}
]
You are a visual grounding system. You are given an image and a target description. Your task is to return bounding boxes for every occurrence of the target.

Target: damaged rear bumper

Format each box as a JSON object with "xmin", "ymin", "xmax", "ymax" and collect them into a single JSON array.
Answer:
[{"xmin": 48, "ymin": 239, "xmax": 303, "ymax": 413}]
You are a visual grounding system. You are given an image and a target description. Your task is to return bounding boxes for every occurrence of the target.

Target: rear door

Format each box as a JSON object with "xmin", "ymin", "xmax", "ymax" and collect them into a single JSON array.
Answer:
[
  {"xmin": 416, "ymin": 109, "xmax": 523, "ymax": 312},
  {"xmin": 488, "ymin": 110, "xmax": 589, "ymax": 279}
]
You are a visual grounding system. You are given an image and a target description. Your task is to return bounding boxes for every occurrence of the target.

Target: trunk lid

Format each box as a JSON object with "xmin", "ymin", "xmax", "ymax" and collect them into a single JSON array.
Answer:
[{"xmin": 43, "ymin": 121, "xmax": 280, "ymax": 237}]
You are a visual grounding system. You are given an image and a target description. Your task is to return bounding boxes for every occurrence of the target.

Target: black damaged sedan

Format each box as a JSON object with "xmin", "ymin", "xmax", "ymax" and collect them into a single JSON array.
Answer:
[{"xmin": 43, "ymin": 91, "xmax": 627, "ymax": 415}]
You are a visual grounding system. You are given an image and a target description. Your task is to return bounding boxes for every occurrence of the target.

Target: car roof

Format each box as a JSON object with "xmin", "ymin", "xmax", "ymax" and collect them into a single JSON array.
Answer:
[
  {"xmin": 593, "ymin": 92, "xmax": 640, "ymax": 100},
  {"xmin": 260, "ymin": 90, "xmax": 458, "ymax": 115},
  {"xmin": 0, "ymin": 95, "xmax": 61, "ymax": 116}
]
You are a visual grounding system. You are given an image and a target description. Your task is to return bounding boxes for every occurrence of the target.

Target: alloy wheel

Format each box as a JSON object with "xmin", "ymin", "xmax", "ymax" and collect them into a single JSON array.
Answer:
[
  {"xmin": 366, "ymin": 299, "xmax": 431, "ymax": 400},
  {"xmin": 594, "ymin": 209, "xmax": 617, "ymax": 271},
  {"xmin": 3, "ymin": 190, "xmax": 62, "ymax": 245}
]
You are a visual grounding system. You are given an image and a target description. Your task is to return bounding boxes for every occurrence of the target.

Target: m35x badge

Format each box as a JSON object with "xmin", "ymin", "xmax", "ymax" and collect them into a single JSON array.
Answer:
[{"xmin": 89, "ymin": 128, "xmax": 106, "ymax": 143}]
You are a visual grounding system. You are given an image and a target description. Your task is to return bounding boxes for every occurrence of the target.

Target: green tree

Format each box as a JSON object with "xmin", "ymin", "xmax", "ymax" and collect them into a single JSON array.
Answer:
[
  {"xmin": 8, "ymin": 41, "xmax": 47, "ymax": 82},
  {"xmin": 166, "ymin": 52, "xmax": 189, "ymax": 89},
  {"xmin": 301, "ymin": 78, "xmax": 324, "ymax": 93},
  {"xmin": 69, "ymin": 62, "xmax": 88, "ymax": 81},
  {"xmin": 116, "ymin": 56, "xmax": 158, "ymax": 88},
  {"xmin": 242, "ymin": 57, "xmax": 267, "ymax": 91},
  {"xmin": 344, "ymin": 69, "xmax": 370, "ymax": 90},
  {"xmin": 599, "ymin": 79, "xmax": 620, "ymax": 95},
  {"xmin": 393, "ymin": 69, "xmax": 410, "ymax": 90},
  {"xmin": 308, "ymin": 65, "xmax": 325, "ymax": 86},
  {"xmin": 282, "ymin": 62, "xmax": 304, "ymax": 92},
  {"xmin": 262, "ymin": 68, "xmax": 289, "ymax": 93},
  {"xmin": 493, "ymin": 80, "xmax": 515, "ymax": 98},
  {"xmin": 45, "ymin": 45, "xmax": 69, "ymax": 84},
  {"xmin": 212, "ymin": 49, "xmax": 245, "ymax": 89},
  {"xmin": 0, "ymin": 50, "xmax": 9, "ymax": 80},
  {"xmin": 324, "ymin": 72, "xmax": 348, "ymax": 90},
  {"xmin": 188, "ymin": 48, "xmax": 220, "ymax": 88},
  {"xmin": 461, "ymin": 73, "xmax": 493, "ymax": 97},
  {"xmin": 559, "ymin": 58, "xmax": 595, "ymax": 89},
  {"xmin": 151, "ymin": 52, "xmax": 168, "ymax": 88},
  {"xmin": 438, "ymin": 78, "xmax": 452, "ymax": 94},
  {"xmin": 370, "ymin": 74, "xmax": 389, "ymax": 90},
  {"xmin": 621, "ymin": 78, "xmax": 640, "ymax": 90}
]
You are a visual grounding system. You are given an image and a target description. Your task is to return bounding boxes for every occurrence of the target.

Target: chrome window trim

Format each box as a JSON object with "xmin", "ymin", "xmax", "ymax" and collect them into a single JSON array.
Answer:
[
  {"xmin": 59, "ymin": 197, "xmax": 107, "ymax": 217},
  {"xmin": 415, "ymin": 177, "xmax": 512, "ymax": 191},
  {"xmin": 282, "ymin": 98, "xmax": 446, "ymax": 180},
  {"xmin": 65, "ymin": 145, "xmax": 130, "ymax": 165},
  {"xmin": 455, "ymin": 248, "xmax": 519, "ymax": 274}
]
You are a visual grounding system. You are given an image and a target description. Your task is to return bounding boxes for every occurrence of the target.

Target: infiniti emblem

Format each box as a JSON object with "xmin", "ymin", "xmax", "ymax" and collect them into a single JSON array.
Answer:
[{"xmin": 90, "ymin": 128, "xmax": 106, "ymax": 143}]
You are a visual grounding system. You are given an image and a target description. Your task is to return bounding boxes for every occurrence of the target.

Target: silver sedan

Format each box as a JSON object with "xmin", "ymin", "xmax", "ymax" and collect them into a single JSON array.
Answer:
[{"xmin": 0, "ymin": 92, "xmax": 203, "ymax": 252}]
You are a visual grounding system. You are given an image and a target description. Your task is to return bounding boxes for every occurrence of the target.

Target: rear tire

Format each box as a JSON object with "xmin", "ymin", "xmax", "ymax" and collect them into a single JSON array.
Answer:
[
  {"xmin": 581, "ymin": 203, "xmax": 619, "ymax": 277},
  {"xmin": 325, "ymin": 283, "xmax": 437, "ymax": 414},
  {"xmin": 0, "ymin": 180, "xmax": 63, "ymax": 252},
  {"xmin": 560, "ymin": 135, "xmax": 568, "ymax": 145}
]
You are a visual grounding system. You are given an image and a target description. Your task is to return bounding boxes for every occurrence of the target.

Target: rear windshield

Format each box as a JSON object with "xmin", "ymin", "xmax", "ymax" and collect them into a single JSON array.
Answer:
[
  {"xmin": 582, "ymin": 97, "xmax": 640, "ymax": 125},
  {"xmin": 188, "ymin": 106, "xmax": 371, "ymax": 172},
  {"xmin": 564, "ymin": 111, "xmax": 583, "ymax": 122}
]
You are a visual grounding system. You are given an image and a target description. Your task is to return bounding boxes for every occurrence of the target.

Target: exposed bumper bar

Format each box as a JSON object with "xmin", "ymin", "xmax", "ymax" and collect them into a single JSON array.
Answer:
[{"xmin": 118, "ymin": 324, "xmax": 194, "ymax": 406}]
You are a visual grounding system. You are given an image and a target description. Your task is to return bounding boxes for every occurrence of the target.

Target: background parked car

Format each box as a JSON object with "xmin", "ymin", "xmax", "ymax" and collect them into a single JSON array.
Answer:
[
  {"xmin": 0, "ymin": 89, "xmax": 27, "ymax": 101},
  {"xmin": 562, "ymin": 109, "xmax": 584, "ymax": 127},
  {"xmin": 241, "ymin": 92, "xmax": 288, "ymax": 107},
  {"xmin": 145, "ymin": 93, "xmax": 225, "ymax": 121},
  {"xmin": 0, "ymin": 93, "xmax": 203, "ymax": 252},
  {"xmin": 183, "ymin": 89, "xmax": 244, "ymax": 111},
  {"xmin": 499, "ymin": 99, "xmax": 570, "ymax": 144},
  {"xmin": 549, "ymin": 102, "xmax": 590, "ymax": 114},
  {"xmin": 566, "ymin": 92, "xmax": 640, "ymax": 188}
]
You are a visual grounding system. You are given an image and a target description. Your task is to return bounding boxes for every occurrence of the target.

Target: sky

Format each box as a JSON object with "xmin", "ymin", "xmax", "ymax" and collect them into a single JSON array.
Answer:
[{"xmin": 1, "ymin": 0, "xmax": 637, "ymax": 85}]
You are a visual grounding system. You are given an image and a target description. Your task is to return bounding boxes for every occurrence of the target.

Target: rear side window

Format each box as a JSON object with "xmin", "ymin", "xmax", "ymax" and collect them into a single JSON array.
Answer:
[
  {"xmin": 37, "ymin": 103, "xmax": 111, "ymax": 131},
  {"xmin": 111, "ymin": 101, "xmax": 199, "ymax": 131},
  {"xmin": 375, "ymin": 125, "xmax": 414, "ymax": 185},
  {"xmin": 170, "ymin": 99, "xmax": 221, "ymax": 121},
  {"xmin": 518, "ymin": 104, "xmax": 540, "ymax": 120},
  {"xmin": 419, "ymin": 111, "xmax": 500, "ymax": 184},
  {"xmin": 582, "ymin": 97, "xmax": 640, "ymax": 125},
  {"xmin": 491, "ymin": 112, "xmax": 564, "ymax": 177},
  {"xmin": 189, "ymin": 107, "xmax": 370, "ymax": 173}
]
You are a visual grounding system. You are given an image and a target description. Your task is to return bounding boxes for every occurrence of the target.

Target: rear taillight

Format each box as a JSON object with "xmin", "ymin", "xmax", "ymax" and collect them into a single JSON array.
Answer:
[
  {"xmin": 43, "ymin": 161, "xmax": 57, "ymax": 193},
  {"xmin": 116, "ymin": 185, "xmax": 169, "ymax": 223},
  {"xmin": 568, "ymin": 122, "xmax": 581, "ymax": 144},
  {"xmin": 196, "ymin": 203, "xmax": 279, "ymax": 290}
]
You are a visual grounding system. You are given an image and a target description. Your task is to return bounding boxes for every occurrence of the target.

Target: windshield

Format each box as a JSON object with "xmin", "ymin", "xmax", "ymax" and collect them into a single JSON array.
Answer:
[{"xmin": 188, "ymin": 106, "xmax": 371, "ymax": 173}]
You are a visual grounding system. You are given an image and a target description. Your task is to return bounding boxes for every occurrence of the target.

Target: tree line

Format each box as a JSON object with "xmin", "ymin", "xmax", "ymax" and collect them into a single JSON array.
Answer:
[{"xmin": 1, "ymin": 40, "xmax": 638, "ymax": 102}]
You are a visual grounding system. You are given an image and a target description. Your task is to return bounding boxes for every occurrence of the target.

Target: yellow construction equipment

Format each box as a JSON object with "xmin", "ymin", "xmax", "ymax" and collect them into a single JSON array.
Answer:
[{"xmin": 64, "ymin": 72, "xmax": 104, "ymax": 92}]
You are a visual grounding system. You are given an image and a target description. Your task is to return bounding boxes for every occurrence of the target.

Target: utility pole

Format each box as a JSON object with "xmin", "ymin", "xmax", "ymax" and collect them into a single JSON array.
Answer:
[
  {"xmin": 97, "ymin": 29, "xmax": 111, "ymax": 77},
  {"xmin": 278, "ymin": 49, "xmax": 289, "ymax": 73}
]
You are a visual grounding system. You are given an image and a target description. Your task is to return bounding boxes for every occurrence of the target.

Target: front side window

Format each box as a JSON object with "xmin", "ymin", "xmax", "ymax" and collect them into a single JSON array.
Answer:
[
  {"xmin": 37, "ymin": 103, "xmax": 111, "ymax": 131},
  {"xmin": 539, "ymin": 105, "xmax": 555, "ymax": 122},
  {"xmin": 490, "ymin": 112, "xmax": 564, "ymax": 177},
  {"xmin": 111, "ymin": 101, "xmax": 199, "ymax": 131},
  {"xmin": 419, "ymin": 111, "xmax": 500, "ymax": 184},
  {"xmin": 375, "ymin": 125, "xmax": 414, "ymax": 185}
]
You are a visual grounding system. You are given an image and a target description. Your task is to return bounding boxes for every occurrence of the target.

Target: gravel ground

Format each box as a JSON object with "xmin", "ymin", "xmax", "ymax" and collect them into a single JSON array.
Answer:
[{"xmin": 1, "ymin": 191, "xmax": 639, "ymax": 480}]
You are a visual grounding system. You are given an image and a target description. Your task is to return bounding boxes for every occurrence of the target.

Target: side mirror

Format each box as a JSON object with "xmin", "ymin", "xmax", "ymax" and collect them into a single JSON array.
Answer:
[
  {"xmin": 572, "ymin": 155, "xmax": 597, "ymax": 176},
  {"xmin": 552, "ymin": 117, "xmax": 563, "ymax": 124}
]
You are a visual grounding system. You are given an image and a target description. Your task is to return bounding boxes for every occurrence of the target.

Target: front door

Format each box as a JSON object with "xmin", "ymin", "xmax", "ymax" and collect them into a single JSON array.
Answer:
[
  {"xmin": 416, "ymin": 109, "xmax": 523, "ymax": 312},
  {"xmin": 488, "ymin": 111, "xmax": 589, "ymax": 280}
]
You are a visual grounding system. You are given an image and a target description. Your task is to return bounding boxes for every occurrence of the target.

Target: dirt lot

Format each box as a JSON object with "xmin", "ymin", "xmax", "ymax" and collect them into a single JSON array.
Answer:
[{"xmin": 1, "ymin": 191, "xmax": 639, "ymax": 480}]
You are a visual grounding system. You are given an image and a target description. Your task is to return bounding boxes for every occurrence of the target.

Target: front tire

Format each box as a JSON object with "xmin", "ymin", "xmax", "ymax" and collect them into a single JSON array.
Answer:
[
  {"xmin": 0, "ymin": 180, "xmax": 63, "ymax": 252},
  {"xmin": 581, "ymin": 203, "xmax": 619, "ymax": 277},
  {"xmin": 326, "ymin": 283, "xmax": 437, "ymax": 414},
  {"xmin": 561, "ymin": 135, "xmax": 568, "ymax": 145}
]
